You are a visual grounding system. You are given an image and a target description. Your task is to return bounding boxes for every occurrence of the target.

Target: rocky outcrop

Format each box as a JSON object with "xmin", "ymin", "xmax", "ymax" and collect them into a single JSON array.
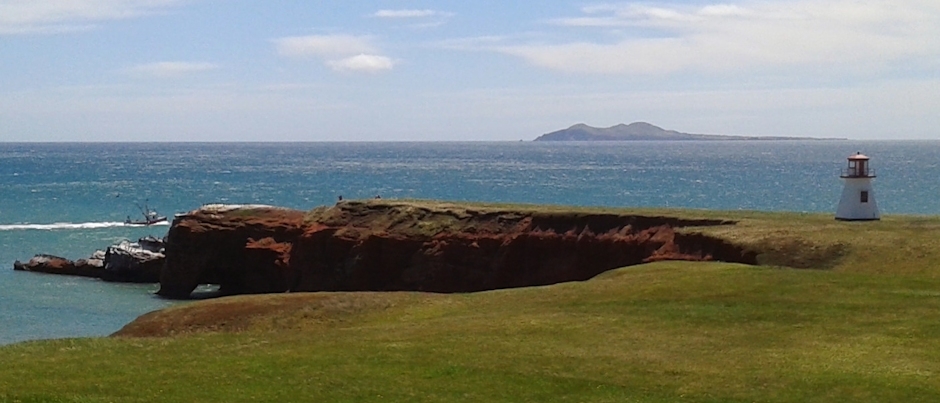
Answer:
[
  {"xmin": 13, "ymin": 253, "xmax": 105, "ymax": 278},
  {"xmin": 158, "ymin": 204, "xmax": 307, "ymax": 298},
  {"xmin": 157, "ymin": 201, "xmax": 757, "ymax": 299},
  {"xmin": 14, "ymin": 237, "xmax": 165, "ymax": 283},
  {"xmin": 102, "ymin": 237, "xmax": 166, "ymax": 283}
]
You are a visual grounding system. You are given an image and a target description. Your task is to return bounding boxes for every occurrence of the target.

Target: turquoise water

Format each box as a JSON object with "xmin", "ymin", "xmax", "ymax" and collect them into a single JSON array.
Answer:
[{"xmin": 2, "ymin": 141, "xmax": 939, "ymax": 345}]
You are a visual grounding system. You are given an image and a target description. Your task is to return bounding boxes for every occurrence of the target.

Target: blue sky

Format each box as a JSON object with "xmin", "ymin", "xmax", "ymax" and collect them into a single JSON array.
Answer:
[{"xmin": 2, "ymin": 0, "xmax": 939, "ymax": 141}]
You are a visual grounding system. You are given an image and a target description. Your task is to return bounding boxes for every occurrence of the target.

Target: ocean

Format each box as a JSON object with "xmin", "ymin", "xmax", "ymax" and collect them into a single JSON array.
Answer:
[{"xmin": 2, "ymin": 141, "xmax": 939, "ymax": 345}]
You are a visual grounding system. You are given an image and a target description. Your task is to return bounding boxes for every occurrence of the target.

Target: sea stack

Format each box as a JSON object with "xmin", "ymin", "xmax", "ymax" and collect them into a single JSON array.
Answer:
[{"xmin": 835, "ymin": 152, "xmax": 880, "ymax": 221}]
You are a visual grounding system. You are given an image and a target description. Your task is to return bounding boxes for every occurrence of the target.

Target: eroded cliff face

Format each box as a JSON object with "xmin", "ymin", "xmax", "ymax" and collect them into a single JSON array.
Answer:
[
  {"xmin": 158, "ymin": 201, "xmax": 757, "ymax": 299},
  {"xmin": 158, "ymin": 204, "xmax": 307, "ymax": 298}
]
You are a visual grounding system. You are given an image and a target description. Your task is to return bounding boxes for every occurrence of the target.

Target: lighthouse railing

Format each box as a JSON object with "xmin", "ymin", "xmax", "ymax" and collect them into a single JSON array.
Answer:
[{"xmin": 839, "ymin": 168, "xmax": 876, "ymax": 177}]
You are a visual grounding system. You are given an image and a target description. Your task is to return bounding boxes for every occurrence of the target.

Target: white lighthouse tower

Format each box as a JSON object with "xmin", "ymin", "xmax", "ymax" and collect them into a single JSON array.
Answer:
[{"xmin": 835, "ymin": 152, "xmax": 880, "ymax": 221}]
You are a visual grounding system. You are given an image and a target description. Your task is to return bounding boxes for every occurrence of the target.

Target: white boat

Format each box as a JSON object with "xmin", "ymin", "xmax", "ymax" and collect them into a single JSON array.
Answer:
[{"xmin": 125, "ymin": 203, "xmax": 167, "ymax": 226}]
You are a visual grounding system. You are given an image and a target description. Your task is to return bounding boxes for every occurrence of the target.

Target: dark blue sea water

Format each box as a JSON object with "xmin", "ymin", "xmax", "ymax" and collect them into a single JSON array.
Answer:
[{"xmin": 2, "ymin": 141, "xmax": 939, "ymax": 345}]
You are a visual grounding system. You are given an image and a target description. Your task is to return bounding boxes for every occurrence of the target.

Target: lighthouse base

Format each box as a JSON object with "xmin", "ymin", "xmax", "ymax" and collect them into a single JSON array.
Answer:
[{"xmin": 835, "ymin": 178, "xmax": 880, "ymax": 221}]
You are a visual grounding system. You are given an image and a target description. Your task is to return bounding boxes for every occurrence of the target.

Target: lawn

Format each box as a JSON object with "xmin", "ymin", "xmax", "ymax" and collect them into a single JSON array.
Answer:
[{"xmin": 2, "ymin": 208, "xmax": 940, "ymax": 402}]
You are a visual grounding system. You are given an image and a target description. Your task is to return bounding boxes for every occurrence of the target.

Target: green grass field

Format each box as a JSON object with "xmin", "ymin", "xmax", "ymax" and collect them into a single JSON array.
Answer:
[{"xmin": 2, "ymin": 207, "xmax": 940, "ymax": 402}]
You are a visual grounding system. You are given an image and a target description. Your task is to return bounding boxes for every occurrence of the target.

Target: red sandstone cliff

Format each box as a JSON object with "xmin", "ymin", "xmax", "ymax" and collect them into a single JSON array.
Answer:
[{"xmin": 158, "ymin": 201, "xmax": 756, "ymax": 299}]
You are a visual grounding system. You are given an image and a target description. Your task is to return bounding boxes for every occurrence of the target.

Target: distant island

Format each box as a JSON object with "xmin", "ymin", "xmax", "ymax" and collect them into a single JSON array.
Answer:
[{"xmin": 534, "ymin": 122, "xmax": 846, "ymax": 141}]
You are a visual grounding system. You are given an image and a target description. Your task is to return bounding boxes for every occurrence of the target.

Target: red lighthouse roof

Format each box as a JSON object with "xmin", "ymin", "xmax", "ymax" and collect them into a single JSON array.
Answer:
[{"xmin": 848, "ymin": 152, "xmax": 869, "ymax": 160}]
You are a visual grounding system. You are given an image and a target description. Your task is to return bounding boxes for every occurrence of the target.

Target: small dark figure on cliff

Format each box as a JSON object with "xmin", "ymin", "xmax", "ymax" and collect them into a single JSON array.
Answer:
[{"xmin": 338, "ymin": 195, "xmax": 343, "ymax": 201}]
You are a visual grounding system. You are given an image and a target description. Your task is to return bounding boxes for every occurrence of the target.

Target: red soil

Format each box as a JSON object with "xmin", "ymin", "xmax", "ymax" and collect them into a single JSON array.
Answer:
[{"xmin": 157, "ymin": 201, "xmax": 756, "ymax": 299}]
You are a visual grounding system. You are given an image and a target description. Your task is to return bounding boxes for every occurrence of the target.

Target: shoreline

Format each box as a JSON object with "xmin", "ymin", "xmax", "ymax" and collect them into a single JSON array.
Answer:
[{"xmin": 4, "ymin": 202, "xmax": 940, "ymax": 401}]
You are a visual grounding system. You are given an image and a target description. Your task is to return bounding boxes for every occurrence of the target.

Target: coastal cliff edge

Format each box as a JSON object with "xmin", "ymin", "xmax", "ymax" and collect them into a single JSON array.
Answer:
[{"xmin": 156, "ymin": 200, "xmax": 758, "ymax": 299}]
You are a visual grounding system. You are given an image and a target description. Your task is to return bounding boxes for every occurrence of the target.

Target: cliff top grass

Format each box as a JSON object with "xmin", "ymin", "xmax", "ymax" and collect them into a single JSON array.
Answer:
[
  {"xmin": 307, "ymin": 199, "xmax": 940, "ymax": 275},
  {"xmin": 4, "ymin": 203, "xmax": 940, "ymax": 402}
]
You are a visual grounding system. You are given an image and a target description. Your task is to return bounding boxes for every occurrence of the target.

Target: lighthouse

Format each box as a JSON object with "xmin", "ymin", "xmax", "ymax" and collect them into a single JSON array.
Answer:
[{"xmin": 835, "ymin": 152, "xmax": 880, "ymax": 221}]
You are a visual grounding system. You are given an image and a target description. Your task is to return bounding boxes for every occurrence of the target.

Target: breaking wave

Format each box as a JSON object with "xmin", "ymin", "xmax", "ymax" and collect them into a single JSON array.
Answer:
[{"xmin": 0, "ymin": 221, "xmax": 170, "ymax": 231}]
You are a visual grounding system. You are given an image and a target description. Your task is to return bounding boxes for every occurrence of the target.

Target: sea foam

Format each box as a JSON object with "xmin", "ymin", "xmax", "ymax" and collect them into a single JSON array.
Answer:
[{"xmin": 0, "ymin": 221, "xmax": 170, "ymax": 231}]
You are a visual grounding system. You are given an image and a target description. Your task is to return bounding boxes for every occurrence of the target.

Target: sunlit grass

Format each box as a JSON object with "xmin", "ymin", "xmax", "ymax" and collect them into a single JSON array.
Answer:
[{"xmin": 4, "ymin": 205, "xmax": 940, "ymax": 402}]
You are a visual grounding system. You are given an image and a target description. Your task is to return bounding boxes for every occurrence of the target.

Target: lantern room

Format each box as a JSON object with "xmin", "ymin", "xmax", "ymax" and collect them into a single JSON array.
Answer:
[{"xmin": 841, "ymin": 152, "xmax": 875, "ymax": 178}]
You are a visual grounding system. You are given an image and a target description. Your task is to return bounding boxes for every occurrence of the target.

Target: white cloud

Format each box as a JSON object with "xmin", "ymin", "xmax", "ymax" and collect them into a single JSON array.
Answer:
[
  {"xmin": 512, "ymin": 0, "xmax": 940, "ymax": 76},
  {"xmin": 273, "ymin": 34, "xmax": 376, "ymax": 58},
  {"xmin": 327, "ymin": 54, "xmax": 395, "ymax": 73},
  {"xmin": 127, "ymin": 61, "xmax": 219, "ymax": 78},
  {"xmin": 371, "ymin": 8, "xmax": 454, "ymax": 29},
  {"xmin": 373, "ymin": 9, "xmax": 442, "ymax": 18},
  {"xmin": 698, "ymin": 4, "xmax": 750, "ymax": 18},
  {"xmin": 274, "ymin": 34, "xmax": 395, "ymax": 74},
  {"xmin": 569, "ymin": 3, "xmax": 750, "ymax": 26},
  {"xmin": 0, "ymin": 0, "xmax": 184, "ymax": 35}
]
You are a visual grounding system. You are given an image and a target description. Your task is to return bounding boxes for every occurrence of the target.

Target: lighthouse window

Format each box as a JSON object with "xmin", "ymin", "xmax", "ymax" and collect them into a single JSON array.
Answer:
[{"xmin": 860, "ymin": 191, "xmax": 869, "ymax": 203}]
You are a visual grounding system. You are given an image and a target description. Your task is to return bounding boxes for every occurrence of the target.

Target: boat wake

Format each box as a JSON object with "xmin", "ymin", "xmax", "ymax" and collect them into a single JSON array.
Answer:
[{"xmin": 0, "ymin": 221, "xmax": 170, "ymax": 231}]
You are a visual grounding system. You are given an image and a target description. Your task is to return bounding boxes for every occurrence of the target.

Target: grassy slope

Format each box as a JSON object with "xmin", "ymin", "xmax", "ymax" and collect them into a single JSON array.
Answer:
[{"xmin": 3, "ymin": 206, "xmax": 940, "ymax": 402}]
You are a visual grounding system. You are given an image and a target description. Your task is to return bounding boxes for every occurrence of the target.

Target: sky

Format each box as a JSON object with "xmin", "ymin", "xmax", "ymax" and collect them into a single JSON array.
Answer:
[{"xmin": 1, "ymin": 0, "xmax": 939, "ymax": 141}]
